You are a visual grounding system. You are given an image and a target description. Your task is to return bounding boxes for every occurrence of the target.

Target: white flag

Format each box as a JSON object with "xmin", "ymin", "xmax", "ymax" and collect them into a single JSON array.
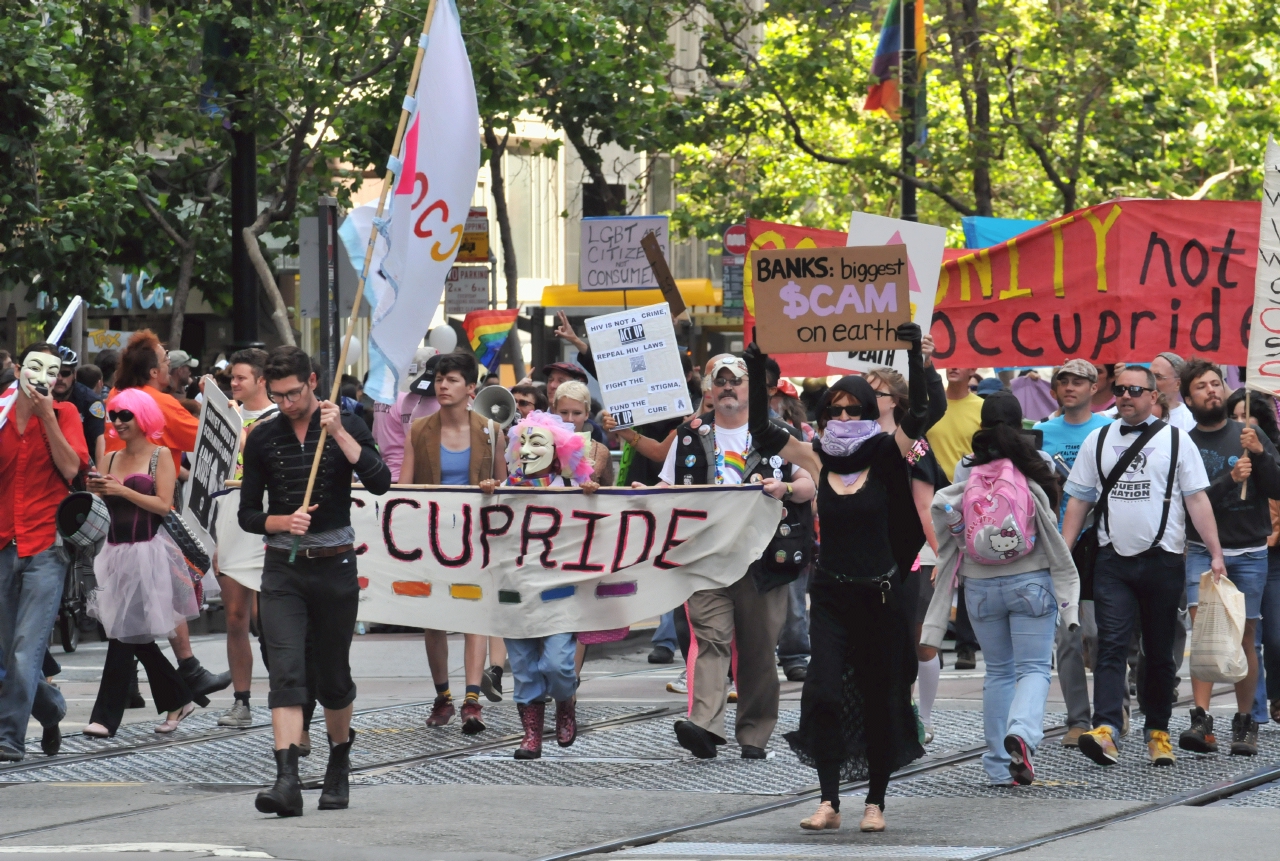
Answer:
[
  {"xmin": 1246, "ymin": 135, "xmax": 1280, "ymax": 396},
  {"xmin": 359, "ymin": 0, "xmax": 480, "ymax": 404}
]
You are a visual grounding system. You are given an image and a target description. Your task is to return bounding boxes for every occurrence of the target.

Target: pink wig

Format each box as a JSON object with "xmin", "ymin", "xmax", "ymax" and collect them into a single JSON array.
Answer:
[
  {"xmin": 105, "ymin": 388, "xmax": 166, "ymax": 441},
  {"xmin": 506, "ymin": 410, "xmax": 593, "ymax": 485}
]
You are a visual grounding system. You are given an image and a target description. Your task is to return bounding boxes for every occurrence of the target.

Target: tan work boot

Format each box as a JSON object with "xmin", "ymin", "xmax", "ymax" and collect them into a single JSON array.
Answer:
[
  {"xmin": 799, "ymin": 800, "xmax": 841, "ymax": 831},
  {"xmin": 1061, "ymin": 726, "xmax": 1086, "ymax": 748},
  {"xmin": 859, "ymin": 803, "xmax": 886, "ymax": 832}
]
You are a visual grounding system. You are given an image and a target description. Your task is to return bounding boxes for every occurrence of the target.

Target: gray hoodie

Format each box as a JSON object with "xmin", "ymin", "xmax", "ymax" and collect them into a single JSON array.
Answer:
[{"xmin": 920, "ymin": 479, "xmax": 1080, "ymax": 649}]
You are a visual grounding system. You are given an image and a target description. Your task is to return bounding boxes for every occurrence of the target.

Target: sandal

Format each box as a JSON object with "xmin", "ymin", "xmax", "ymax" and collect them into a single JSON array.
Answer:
[
  {"xmin": 82, "ymin": 723, "xmax": 111, "ymax": 739},
  {"xmin": 154, "ymin": 702, "xmax": 196, "ymax": 734}
]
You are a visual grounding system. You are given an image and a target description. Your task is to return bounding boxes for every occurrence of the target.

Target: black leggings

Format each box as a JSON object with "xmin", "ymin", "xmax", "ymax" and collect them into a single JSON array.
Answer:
[{"xmin": 818, "ymin": 761, "xmax": 889, "ymax": 812}]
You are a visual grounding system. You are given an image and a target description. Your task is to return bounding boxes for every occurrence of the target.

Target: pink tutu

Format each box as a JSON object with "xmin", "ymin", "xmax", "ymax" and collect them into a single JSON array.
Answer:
[{"xmin": 88, "ymin": 531, "xmax": 199, "ymax": 644}]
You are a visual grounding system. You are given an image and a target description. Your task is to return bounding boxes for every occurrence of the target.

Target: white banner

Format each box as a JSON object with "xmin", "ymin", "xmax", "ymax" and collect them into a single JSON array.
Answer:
[
  {"xmin": 1247, "ymin": 135, "xmax": 1280, "ymax": 396},
  {"xmin": 828, "ymin": 211, "xmax": 945, "ymax": 374},
  {"xmin": 360, "ymin": 0, "xmax": 481, "ymax": 404},
  {"xmin": 214, "ymin": 484, "xmax": 780, "ymax": 638}
]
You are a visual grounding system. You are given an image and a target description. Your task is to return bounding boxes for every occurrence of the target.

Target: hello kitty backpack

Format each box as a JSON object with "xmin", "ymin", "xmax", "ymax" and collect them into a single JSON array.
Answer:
[{"xmin": 960, "ymin": 458, "xmax": 1037, "ymax": 564}]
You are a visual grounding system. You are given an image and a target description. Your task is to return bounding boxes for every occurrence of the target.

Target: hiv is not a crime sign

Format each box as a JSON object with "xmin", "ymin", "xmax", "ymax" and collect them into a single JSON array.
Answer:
[{"xmin": 751, "ymin": 244, "xmax": 912, "ymax": 354}]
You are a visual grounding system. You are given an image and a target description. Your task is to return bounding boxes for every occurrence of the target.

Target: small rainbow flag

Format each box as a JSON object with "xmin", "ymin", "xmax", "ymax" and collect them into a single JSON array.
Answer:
[
  {"xmin": 722, "ymin": 449, "xmax": 747, "ymax": 481},
  {"xmin": 463, "ymin": 308, "xmax": 520, "ymax": 370},
  {"xmin": 864, "ymin": 0, "xmax": 926, "ymax": 123}
]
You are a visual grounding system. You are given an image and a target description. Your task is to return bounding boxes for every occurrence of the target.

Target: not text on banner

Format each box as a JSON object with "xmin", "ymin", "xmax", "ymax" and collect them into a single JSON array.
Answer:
[
  {"xmin": 214, "ymin": 484, "xmax": 780, "ymax": 639},
  {"xmin": 181, "ymin": 379, "xmax": 243, "ymax": 551},
  {"xmin": 579, "ymin": 215, "xmax": 670, "ymax": 292},
  {"xmin": 751, "ymin": 244, "xmax": 912, "ymax": 354},
  {"xmin": 586, "ymin": 303, "xmax": 692, "ymax": 429},
  {"xmin": 930, "ymin": 198, "xmax": 1261, "ymax": 368}
]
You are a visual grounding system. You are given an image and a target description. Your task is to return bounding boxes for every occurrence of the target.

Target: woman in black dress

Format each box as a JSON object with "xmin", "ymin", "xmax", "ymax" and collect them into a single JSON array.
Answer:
[{"xmin": 745, "ymin": 323, "xmax": 929, "ymax": 833}]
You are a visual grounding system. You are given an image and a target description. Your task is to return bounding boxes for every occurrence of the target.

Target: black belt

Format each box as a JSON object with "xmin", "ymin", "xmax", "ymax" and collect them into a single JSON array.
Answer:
[{"xmin": 267, "ymin": 543, "xmax": 354, "ymax": 559}]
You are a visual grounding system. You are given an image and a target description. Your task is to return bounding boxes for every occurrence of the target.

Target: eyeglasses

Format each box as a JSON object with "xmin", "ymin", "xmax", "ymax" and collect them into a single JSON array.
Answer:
[
  {"xmin": 267, "ymin": 385, "xmax": 308, "ymax": 404},
  {"xmin": 873, "ymin": 391, "xmax": 895, "ymax": 400},
  {"xmin": 825, "ymin": 404, "xmax": 864, "ymax": 419},
  {"xmin": 58, "ymin": 368, "xmax": 74, "ymax": 378},
  {"xmin": 1111, "ymin": 384, "xmax": 1153, "ymax": 399},
  {"xmin": 108, "ymin": 410, "xmax": 135, "ymax": 423},
  {"xmin": 515, "ymin": 399, "xmax": 536, "ymax": 410},
  {"xmin": 711, "ymin": 376, "xmax": 745, "ymax": 388}
]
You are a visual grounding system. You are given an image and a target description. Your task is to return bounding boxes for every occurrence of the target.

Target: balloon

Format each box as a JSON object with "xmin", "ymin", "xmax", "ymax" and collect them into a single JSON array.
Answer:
[
  {"xmin": 428, "ymin": 326, "xmax": 457, "ymax": 353},
  {"xmin": 340, "ymin": 334, "xmax": 361, "ymax": 360}
]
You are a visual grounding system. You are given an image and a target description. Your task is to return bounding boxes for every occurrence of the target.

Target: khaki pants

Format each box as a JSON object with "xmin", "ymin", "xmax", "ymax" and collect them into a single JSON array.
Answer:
[{"xmin": 686, "ymin": 573, "xmax": 789, "ymax": 748}]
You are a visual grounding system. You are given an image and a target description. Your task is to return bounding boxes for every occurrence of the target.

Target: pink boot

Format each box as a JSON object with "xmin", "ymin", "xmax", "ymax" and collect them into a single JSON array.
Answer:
[
  {"xmin": 555, "ymin": 698, "xmax": 577, "ymax": 748},
  {"xmin": 515, "ymin": 702, "xmax": 545, "ymax": 760}
]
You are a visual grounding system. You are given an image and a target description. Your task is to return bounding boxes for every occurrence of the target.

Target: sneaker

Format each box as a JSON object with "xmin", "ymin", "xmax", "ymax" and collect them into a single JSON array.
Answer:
[
  {"xmin": 217, "ymin": 700, "xmax": 253, "ymax": 728},
  {"xmin": 799, "ymin": 800, "xmax": 841, "ymax": 831},
  {"xmin": 1078, "ymin": 726, "xmax": 1120, "ymax": 766},
  {"xmin": 460, "ymin": 699, "xmax": 486, "ymax": 735},
  {"xmin": 954, "ymin": 647, "xmax": 977, "ymax": 670},
  {"xmin": 480, "ymin": 666, "xmax": 504, "ymax": 703},
  {"xmin": 666, "ymin": 669, "xmax": 687, "ymax": 695},
  {"xmin": 784, "ymin": 664, "xmax": 807, "ymax": 682},
  {"xmin": 648, "ymin": 645, "xmax": 675, "ymax": 664},
  {"xmin": 858, "ymin": 803, "xmax": 885, "ymax": 833},
  {"xmin": 425, "ymin": 695, "xmax": 455, "ymax": 728},
  {"xmin": 1004, "ymin": 734, "xmax": 1034, "ymax": 785},
  {"xmin": 913, "ymin": 703, "xmax": 926, "ymax": 745},
  {"xmin": 1178, "ymin": 707, "xmax": 1218, "ymax": 753},
  {"xmin": 1147, "ymin": 729, "xmax": 1175, "ymax": 766},
  {"xmin": 674, "ymin": 719, "xmax": 718, "ymax": 759},
  {"xmin": 1061, "ymin": 726, "xmax": 1087, "ymax": 748},
  {"xmin": 1231, "ymin": 713, "xmax": 1259, "ymax": 756}
]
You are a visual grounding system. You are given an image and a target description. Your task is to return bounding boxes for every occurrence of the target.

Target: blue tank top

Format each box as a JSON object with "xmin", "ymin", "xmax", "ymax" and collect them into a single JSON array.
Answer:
[{"xmin": 440, "ymin": 445, "xmax": 470, "ymax": 485}]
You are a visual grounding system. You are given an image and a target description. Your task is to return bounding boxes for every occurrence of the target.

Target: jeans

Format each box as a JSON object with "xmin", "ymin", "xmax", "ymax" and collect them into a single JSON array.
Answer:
[
  {"xmin": 964, "ymin": 570, "xmax": 1058, "ymax": 784},
  {"xmin": 954, "ymin": 580, "xmax": 980, "ymax": 653},
  {"xmin": 651, "ymin": 611, "xmax": 678, "ymax": 653},
  {"xmin": 0, "ymin": 543, "xmax": 68, "ymax": 754},
  {"xmin": 1253, "ymin": 550, "xmax": 1280, "ymax": 722},
  {"xmin": 504, "ymin": 634, "xmax": 577, "ymax": 704},
  {"xmin": 1186, "ymin": 546, "xmax": 1267, "ymax": 619},
  {"xmin": 1092, "ymin": 546, "xmax": 1184, "ymax": 736},
  {"xmin": 777, "ymin": 567, "xmax": 811, "ymax": 671}
]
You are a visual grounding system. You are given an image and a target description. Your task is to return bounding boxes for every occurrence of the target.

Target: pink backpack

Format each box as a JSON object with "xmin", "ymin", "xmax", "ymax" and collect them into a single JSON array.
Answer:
[{"xmin": 960, "ymin": 458, "xmax": 1037, "ymax": 564}]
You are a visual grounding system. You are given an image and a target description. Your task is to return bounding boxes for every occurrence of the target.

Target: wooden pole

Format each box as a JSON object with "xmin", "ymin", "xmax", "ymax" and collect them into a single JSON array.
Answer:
[
  {"xmin": 291, "ymin": 0, "xmax": 440, "ymax": 562},
  {"xmin": 1242, "ymin": 389, "xmax": 1251, "ymax": 501}
]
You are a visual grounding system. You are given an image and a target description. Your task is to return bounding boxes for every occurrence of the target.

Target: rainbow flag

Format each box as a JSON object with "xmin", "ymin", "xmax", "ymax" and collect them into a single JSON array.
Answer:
[
  {"xmin": 722, "ymin": 450, "xmax": 747, "ymax": 482},
  {"xmin": 463, "ymin": 308, "xmax": 519, "ymax": 370},
  {"xmin": 864, "ymin": 0, "xmax": 926, "ymax": 121}
]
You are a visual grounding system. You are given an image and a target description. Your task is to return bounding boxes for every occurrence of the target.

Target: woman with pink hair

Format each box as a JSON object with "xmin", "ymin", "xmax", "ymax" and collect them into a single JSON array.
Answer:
[
  {"xmin": 83, "ymin": 387, "xmax": 200, "ymax": 738},
  {"xmin": 493, "ymin": 411, "xmax": 598, "ymax": 759}
]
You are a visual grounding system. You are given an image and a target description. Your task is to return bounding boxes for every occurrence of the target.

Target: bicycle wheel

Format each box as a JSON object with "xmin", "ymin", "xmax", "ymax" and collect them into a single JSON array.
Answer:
[{"xmin": 59, "ymin": 612, "xmax": 79, "ymax": 653}]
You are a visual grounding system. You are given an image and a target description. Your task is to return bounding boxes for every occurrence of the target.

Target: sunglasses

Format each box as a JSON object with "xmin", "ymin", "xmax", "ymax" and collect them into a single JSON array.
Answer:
[
  {"xmin": 825, "ymin": 403, "xmax": 864, "ymax": 419},
  {"xmin": 58, "ymin": 368, "xmax": 74, "ymax": 378},
  {"xmin": 515, "ymin": 399, "xmax": 536, "ymax": 409},
  {"xmin": 873, "ymin": 391, "xmax": 895, "ymax": 399},
  {"xmin": 1111, "ymin": 384, "xmax": 1153, "ymax": 398},
  {"xmin": 711, "ymin": 376, "xmax": 745, "ymax": 388},
  {"xmin": 108, "ymin": 410, "xmax": 135, "ymax": 423}
]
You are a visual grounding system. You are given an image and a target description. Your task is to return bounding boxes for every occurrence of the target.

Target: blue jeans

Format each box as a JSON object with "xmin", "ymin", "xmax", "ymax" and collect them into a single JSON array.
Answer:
[
  {"xmin": 504, "ymin": 634, "xmax": 577, "ymax": 705},
  {"xmin": 1253, "ymin": 551, "xmax": 1280, "ymax": 722},
  {"xmin": 776, "ymin": 567, "xmax": 811, "ymax": 671},
  {"xmin": 1186, "ymin": 546, "xmax": 1267, "ymax": 619},
  {"xmin": 964, "ymin": 570, "xmax": 1058, "ymax": 784},
  {"xmin": 0, "ymin": 543, "xmax": 68, "ymax": 755},
  {"xmin": 651, "ymin": 611, "xmax": 678, "ymax": 653}
]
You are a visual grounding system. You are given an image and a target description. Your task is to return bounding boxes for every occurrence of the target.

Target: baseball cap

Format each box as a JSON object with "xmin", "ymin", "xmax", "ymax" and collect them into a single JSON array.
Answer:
[
  {"xmin": 541, "ymin": 361, "xmax": 588, "ymax": 383},
  {"xmin": 1056, "ymin": 359, "xmax": 1098, "ymax": 382},
  {"xmin": 776, "ymin": 378, "xmax": 799, "ymax": 398},
  {"xmin": 975, "ymin": 377, "xmax": 1004, "ymax": 398},
  {"xmin": 409, "ymin": 354, "xmax": 442, "ymax": 397},
  {"xmin": 709, "ymin": 355, "xmax": 748, "ymax": 380},
  {"xmin": 168, "ymin": 350, "xmax": 198, "ymax": 369}
]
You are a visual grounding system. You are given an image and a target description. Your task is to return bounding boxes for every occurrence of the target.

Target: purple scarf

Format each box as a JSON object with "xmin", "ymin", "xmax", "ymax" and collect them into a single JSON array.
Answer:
[{"xmin": 820, "ymin": 419, "xmax": 883, "ymax": 486}]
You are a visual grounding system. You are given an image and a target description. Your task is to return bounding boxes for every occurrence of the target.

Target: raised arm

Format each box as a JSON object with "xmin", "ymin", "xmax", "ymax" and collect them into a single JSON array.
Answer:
[
  {"xmin": 743, "ymin": 340, "xmax": 821, "ymax": 477},
  {"xmin": 893, "ymin": 322, "xmax": 927, "ymax": 458}
]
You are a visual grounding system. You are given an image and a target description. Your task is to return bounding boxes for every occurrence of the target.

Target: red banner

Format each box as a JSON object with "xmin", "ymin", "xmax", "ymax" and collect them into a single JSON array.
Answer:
[
  {"xmin": 744, "ymin": 218, "xmax": 850, "ymax": 377},
  {"xmin": 932, "ymin": 199, "xmax": 1260, "ymax": 368}
]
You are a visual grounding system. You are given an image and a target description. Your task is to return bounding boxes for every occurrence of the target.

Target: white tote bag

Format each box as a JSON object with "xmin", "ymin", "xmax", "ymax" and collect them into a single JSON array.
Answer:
[{"xmin": 1189, "ymin": 571, "xmax": 1248, "ymax": 684}]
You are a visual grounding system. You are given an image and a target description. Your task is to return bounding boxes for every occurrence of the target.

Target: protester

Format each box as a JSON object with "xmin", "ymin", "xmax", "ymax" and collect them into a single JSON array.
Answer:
[
  {"xmin": 52, "ymin": 347, "xmax": 106, "ymax": 465},
  {"xmin": 747, "ymin": 324, "xmax": 928, "ymax": 833},
  {"xmin": 1177, "ymin": 359, "xmax": 1280, "ymax": 757},
  {"xmin": 240, "ymin": 346, "xmax": 392, "ymax": 817},
  {"xmin": 1151, "ymin": 352, "xmax": 1195, "ymax": 431},
  {"xmin": 82, "ymin": 388, "xmax": 200, "ymax": 738},
  {"xmin": 96, "ymin": 348, "xmax": 120, "ymax": 397},
  {"xmin": 371, "ymin": 348, "xmax": 440, "ymax": 482},
  {"xmin": 167, "ymin": 350, "xmax": 199, "ymax": 398},
  {"xmin": 493, "ymin": 411, "xmax": 599, "ymax": 759},
  {"xmin": 214, "ymin": 348, "xmax": 279, "ymax": 729},
  {"xmin": 1062, "ymin": 366, "xmax": 1223, "ymax": 767},
  {"xmin": 400, "ymin": 352, "xmax": 509, "ymax": 732},
  {"xmin": 1033, "ymin": 359, "xmax": 1112, "ymax": 747},
  {"xmin": 511, "ymin": 383, "xmax": 547, "ymax": 419},
  {"xmin": 924, "ymin": 393, "xmax": 1080, "ymax": 786},
  {"xmin": 1091, "ymin": 364, "xmax": 1116, "ymax": 413},
  {"xmin": 76, "ymin": 363, "xmax": 103, "ymax": 397},
  {"xmin": 554, "ymin": 380, "xmax": 613, "ymax": 485},
  {"xmin": 653, "ymin": 353, "xmax": 816, "ymax": 763},
  {"xmin": 0, "ymin": 343, "xmax": 88, "ymax": 760}
]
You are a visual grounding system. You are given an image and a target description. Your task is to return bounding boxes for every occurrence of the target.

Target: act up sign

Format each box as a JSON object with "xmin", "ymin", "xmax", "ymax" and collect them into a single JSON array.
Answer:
[{"xmin": 750, "ymin": 244, "xmax": 912, "ymax": 354}]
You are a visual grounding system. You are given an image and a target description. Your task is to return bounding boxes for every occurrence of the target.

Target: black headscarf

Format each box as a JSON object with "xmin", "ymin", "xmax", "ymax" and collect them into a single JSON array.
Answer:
[{"xmin": 817, "ymin": 374, "xmax": 880, "ymax": 423}]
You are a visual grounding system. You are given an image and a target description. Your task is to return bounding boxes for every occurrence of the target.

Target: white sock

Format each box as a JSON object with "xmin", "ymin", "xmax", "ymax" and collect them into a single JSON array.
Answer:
[{"xmin": 917, "ymin": 658, "xmax": 940, "ymax": 725}]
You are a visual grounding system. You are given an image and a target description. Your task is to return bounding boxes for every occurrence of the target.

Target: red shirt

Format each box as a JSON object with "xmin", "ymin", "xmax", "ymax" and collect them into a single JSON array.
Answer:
[{"xmin": 0, "ymin": 401, "xmax": 90, "ymax": 557}]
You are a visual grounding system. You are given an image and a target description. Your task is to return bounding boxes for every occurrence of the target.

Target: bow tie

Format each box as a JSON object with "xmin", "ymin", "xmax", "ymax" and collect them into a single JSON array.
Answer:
[{"xmin": 1118, "ymin": 423, "xmax": 1149, "ymax": 435}]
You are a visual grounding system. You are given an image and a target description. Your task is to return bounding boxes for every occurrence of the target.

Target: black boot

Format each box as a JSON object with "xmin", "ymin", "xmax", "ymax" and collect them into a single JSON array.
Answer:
[
  {"xmin": 177, "ymin": 656, "xmax": 231, "ymax": 708},
  {"xmin": 318, "ymin": 729, "xmax": 356, "ymax": 810},
  {"xmin": 255, "ymin": 745, "xmax": 304, "ymax": 817}
]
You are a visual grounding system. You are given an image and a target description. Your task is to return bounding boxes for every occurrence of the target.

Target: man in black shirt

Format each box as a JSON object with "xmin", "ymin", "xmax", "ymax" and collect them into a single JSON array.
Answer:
[
  {"xmin": 240, "ymin": 346, "xmax": 391, "ymax": 817},
  {"xmin": 1177, "ymin": 359, "xmax": 1280, "ymax": 757}
]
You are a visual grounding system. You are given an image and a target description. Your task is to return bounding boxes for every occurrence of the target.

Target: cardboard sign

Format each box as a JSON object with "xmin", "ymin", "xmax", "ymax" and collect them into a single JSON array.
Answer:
[
  {"xmin": 579, "ymin": 215, "xmax": 669, "ymax": 291},
  {"xmin": 751, "ymin": 244, "xmax": 911, "ymax": 354},
  {"xmin": 181, "ymin": 380, "xmax": 243, "ymax": 551},
  {"xmin": 586, "ymin": 303, "xmax": 692, "ymax": 428}
]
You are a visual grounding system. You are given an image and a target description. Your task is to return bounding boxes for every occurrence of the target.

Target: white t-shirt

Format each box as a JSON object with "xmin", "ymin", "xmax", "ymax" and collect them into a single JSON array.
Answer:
[
  {"xmin": 1103, "ymin": 401, "xmax": 1195, "ymax": 433},
  {"xmin": 1065, "ymin": 417, "xmax": 1209, "ymax": 555},
  {"xmin": 659, "ymin": 422, "xmax": 750, "ymax": 486}
]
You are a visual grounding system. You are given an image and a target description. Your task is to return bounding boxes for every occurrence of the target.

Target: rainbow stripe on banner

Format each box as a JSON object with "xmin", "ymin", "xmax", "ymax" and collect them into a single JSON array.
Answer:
[{"xmin": 463, "ymin": 308, "xmax": 519, "ymax": 370}]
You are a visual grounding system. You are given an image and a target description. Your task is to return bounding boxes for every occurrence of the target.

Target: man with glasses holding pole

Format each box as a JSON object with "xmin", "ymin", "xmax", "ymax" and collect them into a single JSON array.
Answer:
[{"xmin": 1062, "ymin": 365, "xmax": 1223, "ymax": 768}]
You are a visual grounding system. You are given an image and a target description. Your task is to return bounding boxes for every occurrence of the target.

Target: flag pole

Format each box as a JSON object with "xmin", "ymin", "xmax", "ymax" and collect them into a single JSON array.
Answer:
[
  {"xmin": 1242, "ymin": 389, "xmax": 1251, "ymax": 500},
  {"xmin": 291, "ymin": 0, "xmax": 440, "ymax": 562},
  {"xmin": 900, "ymin": 0, "xmax": 917, "ymax": 222}
]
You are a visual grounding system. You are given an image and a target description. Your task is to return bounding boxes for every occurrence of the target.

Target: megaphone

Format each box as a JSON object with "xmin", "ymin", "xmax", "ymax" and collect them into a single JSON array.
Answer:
[{"xmin": 472, "ymin": 385, "xmax": 518, "ymax": 428}]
